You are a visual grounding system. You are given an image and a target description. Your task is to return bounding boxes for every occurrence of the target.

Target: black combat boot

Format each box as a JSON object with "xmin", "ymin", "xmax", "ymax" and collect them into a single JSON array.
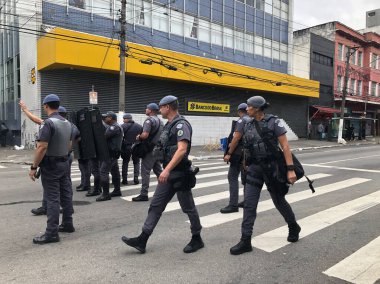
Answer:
[
  {"xmin": 121, "ymin": 179, "xmax": 128, "ymax": 185},
  {"xmin": 75, "ymin": 183, "xmax": 83, "ymax": 190},
  {"xmin": 121, "ymin": 231, "xmax": 150, "ymax": 254},
  {"xmin": 230, "ymin": 236, "xmax": 253, "ymax": 255},
  {"xmin": 33, "ymin": 234, "xmax": 60, "ymax": 244},
  {"xmin": 133, "ymin": 176, "xmax": 139, "ymax": 185},
  {"xmin": 220, "ymin": 205, "xmax": 239, "ymax": 214},
  {"xmin": 96, "ymin": 182, "xmax": 111, "ymax": 202},
  {"xmin": 58, "ymin": 223, "xmax": 75, "ymax": 233},
  {"xmin": 287, "ymin": 222, "xmax": 301, "ymax": 242},
  {"xmin": 86, "ymin": 180, "xmax": 101, "ymax": 197},
  {"xmin": 31, "ymin": 206, "xmax": 47, "ymax": 216},
  {"xmin": 76, "ymin": 184, "xmax": 87, "ymax": 192},
  {"xmin": 183, "ymin": 234, "xmax": 204, "ymax": 253},
  {"xmin": 132, "ymin": 194, "xmax": 148, "ymax": 202},
  {"xmin": 237, "ymin": 201, "xmax": 245, "ymax": 208},
  {"xmin": 110, "ymin": 178, "xmax": 122, "ymax": 197}
]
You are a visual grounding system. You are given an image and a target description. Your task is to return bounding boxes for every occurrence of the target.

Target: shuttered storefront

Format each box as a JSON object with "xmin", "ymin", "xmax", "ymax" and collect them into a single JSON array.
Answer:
[{"xmin": 40, "ymin": 69, "xmax": 308, "ymax": 137}]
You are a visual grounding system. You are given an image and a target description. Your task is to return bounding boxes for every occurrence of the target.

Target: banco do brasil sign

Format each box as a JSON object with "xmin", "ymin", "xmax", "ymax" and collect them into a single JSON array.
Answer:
[{"xmin": 187, "ymin": 101, "xmax": 230, "ymax": 114}]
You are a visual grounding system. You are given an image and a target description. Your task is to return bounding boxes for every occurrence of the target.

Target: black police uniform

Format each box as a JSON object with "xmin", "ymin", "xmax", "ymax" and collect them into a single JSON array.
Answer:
[
  {"xmin": 142, "ymin": 115, "xmax": 202, "ymax": 235},
  {"xmin": 97, "ymin": 122, "xmax": 123, "ymax": 201},
  {"xmin": 140, "ymin": 116, "xmax": 162, "ymax": 196},
  {"xmin": 224, "ymin": 114, "xmax": 251, "ymax": 210},
  {"xmin": 121, "ymin": 120, "xmax": 143, "ymax": 184},
  {"xmin": 230, "ymin": 114, "xmax": 300, "ymax": 255},
  {"xmin": 36, "ymin": 112, "xmax": 74, "ymax": 240}
]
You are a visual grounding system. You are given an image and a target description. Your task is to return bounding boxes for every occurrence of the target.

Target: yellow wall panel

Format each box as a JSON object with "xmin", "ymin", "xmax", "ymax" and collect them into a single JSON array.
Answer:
[{"xmin": 37, "ymin": 27, "xmax": 319, "ymax": 98}]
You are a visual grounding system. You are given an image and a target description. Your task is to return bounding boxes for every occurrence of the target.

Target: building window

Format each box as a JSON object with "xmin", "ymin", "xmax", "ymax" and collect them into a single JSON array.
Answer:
[
  {"xmin": 357, "ymin": 51, "xmax": 363, "ymax": 67},
  {"xmin": 190, "ymin": 18, "xmax": 198, "ymax": 39},
  {"xmin": 338, "ymin": 43, "xmax": 344, "ymax": 61},
  {"xmin": 350, "ymin": 79, "xmax": 356, "ymax": 95},
  {"xmin": 371, "ymin": 81, "xmax": 377, "ymax": 96},
  {"xmin": 246, "ymin": 0, "xmax": 254, "ymax": 7},
  {"xmin": 350, "ymin": 50, "xmax": 356, "ymax": 65},
  {"xmin": 312, "ymin": 52, "xmax": 333, "ymax": 66},
  {"xmin": 371, "ymin": 53, "xmax": 378, "ymax": 69},
  {"xmin": 337, "ymin": 75, "xmax": 342, "ymax": 92},
  {"xmin": 256, "ymin": 0, "xmax": 265, "ymax": 10},
  {"xmin": 357, "ymin": 80, "xmax": 362, "ymax": 96},
  {"xmin": 69, "ymin": 0, "xmax": 85, "ymax": 9}
]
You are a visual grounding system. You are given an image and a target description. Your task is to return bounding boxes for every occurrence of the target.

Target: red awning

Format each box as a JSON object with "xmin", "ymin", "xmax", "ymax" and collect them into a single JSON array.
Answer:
[{"xmin": 311, "ymin": 105, "xmax": 341, "ymax": 114}]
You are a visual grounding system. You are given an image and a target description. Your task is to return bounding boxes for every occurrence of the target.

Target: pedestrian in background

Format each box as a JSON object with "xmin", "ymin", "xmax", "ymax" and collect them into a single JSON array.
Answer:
[
  {"xmin": 0, "ymin": 122, "xmax": 9, "ymax": 147},
  {"xmin": 96, "ymin": 111, "xmax": 123, "ymax": 201},
  {"xmin": 221, "ymin": 103, "xmax": 251, "ymax": 213},
  {"xmin": 132, "ymin": 103, "xmax": 163, "ymax": 202},
  {"xmin": 121, "ymin": 113, "xmax": 143, "ymax": 185}
]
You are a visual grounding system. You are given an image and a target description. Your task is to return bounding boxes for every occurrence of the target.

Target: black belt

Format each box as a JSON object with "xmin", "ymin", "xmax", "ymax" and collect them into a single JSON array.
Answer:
[{"xmin": 45, "ymin": 156, "xmax": 69, "ymax": 162}]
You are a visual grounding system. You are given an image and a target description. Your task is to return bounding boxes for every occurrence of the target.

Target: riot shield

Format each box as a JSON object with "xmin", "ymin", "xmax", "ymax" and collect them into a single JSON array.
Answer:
[
  {"xmin": 90, "ymin": 109, "xmax": 110, "ymax": 161},
  {"xmin": 76, "ymin": 108, "xmax": 97, "ymax": 160}
]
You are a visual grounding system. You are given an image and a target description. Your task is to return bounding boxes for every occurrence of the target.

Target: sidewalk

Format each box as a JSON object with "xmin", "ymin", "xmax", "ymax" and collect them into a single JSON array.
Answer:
[{"xmin": 0, "ymin": 138, "xmax": 378, "ymax": 165}]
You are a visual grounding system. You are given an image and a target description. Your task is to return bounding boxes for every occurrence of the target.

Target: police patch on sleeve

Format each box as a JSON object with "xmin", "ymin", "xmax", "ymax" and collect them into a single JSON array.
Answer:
[
  {"xmin": 110, "ymin": 126, "xmax": 115, "ymax": 130},
  {"xmin": 176, "ymin": 123, "xmax": 183, "ymax": 129},
  {"xmin": 276, "ymin": 119, "xmax": 284, "ymax": 128},
  {"xmin": 177, "ymin": 130, "xmax": 184, "ymax": 137},
  {"xmin": 146, "ymin": 120, "xmax": 150, "ymax": 124},
  {"xmin": 238, "ymin": 119, "xmax": 242, "ymax": 123}
]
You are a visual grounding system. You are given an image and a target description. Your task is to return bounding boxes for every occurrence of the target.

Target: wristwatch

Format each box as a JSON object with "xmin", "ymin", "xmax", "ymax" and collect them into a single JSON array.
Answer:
[
  {"xmin": 30, "ymin": 165, "xmax": 38, "ymax": 170},
  {"xmin": 286, "ymin": 165, "xmax": 295, "ymax": 171}
]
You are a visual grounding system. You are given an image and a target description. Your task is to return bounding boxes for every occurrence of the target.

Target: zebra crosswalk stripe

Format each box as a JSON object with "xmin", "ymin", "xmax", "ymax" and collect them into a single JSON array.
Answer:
[
  {"xmin": 253, "ymin": 190, "xmax": 380, "ymax": 252},
  {"xmin": 0, "ymin": 165, "xmax": 6, "ymax": 169},
  {"xmin": 323, "ymin": 235, "xmax": 380, "ymax": 284},
  {"xmin": 164, "ymin": 173, "xmax": 331, "ymax": 212},
  {"xmin": 196, "ymin": 178, "xmax": 371, "ymax": 228}
]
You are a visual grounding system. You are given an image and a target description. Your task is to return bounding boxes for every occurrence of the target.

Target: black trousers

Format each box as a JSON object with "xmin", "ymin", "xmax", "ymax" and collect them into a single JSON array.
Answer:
[
  {"xmin": 121, "ymin": 145, "xmax": 140, "ymax": 181},
  {"xmin": 241, "ymin": 163, "xmax": 296, "ymax": 237}
]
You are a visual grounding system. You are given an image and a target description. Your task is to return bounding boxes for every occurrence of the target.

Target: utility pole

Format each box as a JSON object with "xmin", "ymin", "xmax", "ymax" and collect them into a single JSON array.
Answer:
[
  {"xmin": 338, "ymin": 46, "xmax": 358, "ymax": 143},
  {"xmin": 118, "ymin": 0, "xmax": 127, "ymax": 120}
]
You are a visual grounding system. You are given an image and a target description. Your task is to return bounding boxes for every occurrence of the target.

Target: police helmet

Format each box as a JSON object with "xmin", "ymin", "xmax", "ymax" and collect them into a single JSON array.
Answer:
[
  {"xmin": 43, "ymin": 94, "xmax": 60, "ymax": 104},
  {"xmin": 58, "ymin": 106, "xmax": 67, "ymax": 113},
  {"xmin": 237, "ymin": 103, "xmax": 248, "ymax": 111},
  {"xmin": 159, "ymin": 95, "xmax": 178, "ymax": 106},
  {"xmin": 106, "ymin": 111, "xmax": 117, "ymax": 120},
  {"xmin": 247, "ymin": 96, "xmax": 268, "ymax": 109},
  {"xmin": 147, "ymin": 103, "xmax": 159, "ymax": 111}
]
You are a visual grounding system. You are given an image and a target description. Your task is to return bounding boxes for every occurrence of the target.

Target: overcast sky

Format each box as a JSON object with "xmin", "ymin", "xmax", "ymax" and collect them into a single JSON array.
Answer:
[{"xmin": 293, "ymin": 0, "xmax": 380, "ymax": 31}]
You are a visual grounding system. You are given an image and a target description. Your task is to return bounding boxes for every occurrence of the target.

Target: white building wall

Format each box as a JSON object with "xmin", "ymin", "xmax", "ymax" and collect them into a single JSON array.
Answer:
[
  {"xmin": 291, "ymin": 32, "xmax": 311, "ymax": 79},
  {"xmin": 123, "ymin": 114, "xmax": 298, "ymax": 146},
  {"xmin": 18, "ymin": 0, "xmax": 41, "ymax": 148}
]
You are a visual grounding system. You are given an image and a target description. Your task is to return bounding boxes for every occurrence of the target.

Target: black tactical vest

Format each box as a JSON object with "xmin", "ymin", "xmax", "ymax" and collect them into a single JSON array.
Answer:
[
  {"xmin": 107, "ymin": 122, "xmax": 123, "ymax": 153},
  {"xmin": 243, "ymin": 114, "xmax": 278, "ymax": 160},
  {"xmin": 160, "ymin": 116, "xmax": 191, "ymax": 170},
  {"xmin": 46, "ymin": 117, "xmax": 72, "ymax": 157}
]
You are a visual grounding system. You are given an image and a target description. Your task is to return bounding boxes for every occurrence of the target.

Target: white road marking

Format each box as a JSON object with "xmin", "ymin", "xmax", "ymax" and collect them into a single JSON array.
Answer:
[
  {"xmin": 0, "ymin": 165, "xmax": 6, "ymax": 169},
  {"xmin": 303, "ymin": 164, "xmax": 380, "ymax": 173},
  {"xmin": 318, "ymin": 154, "xmax": 380, "ymax": 165},
  {"xmin": 253, "ymin": 190, "xmax": 380, "ymax": 252},
  {"xmin": 164, "ymin": 174, "xmax": 331, "ymax": 212},
  {"xmin": 197, "ymin": 178, "xmax": 371, "ymax": 228},
  {"xmin": 323, "ymin": 236, "xmax": 380, "ymax": 284}
]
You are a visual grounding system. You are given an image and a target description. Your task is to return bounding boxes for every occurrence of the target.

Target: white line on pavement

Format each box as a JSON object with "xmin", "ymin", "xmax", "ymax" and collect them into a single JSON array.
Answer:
[
  {"xmin": 164, "ymin": 174, "xmax": 331, "ymax": 212},
  {"xmin": 303, "ymin": 164, "xmax": 380, "ymax": 173},
  {"xmin": 196, "ymin": 178, "xmax": 371, "ymax": 228},
  {"xmin": 323, "ymin": 235, "xmax": 380, "ymax": 284},
  {"xmin": 318, "ymin": 154, "xmax": 380, "ymax": 165},
  {"xmin": 253, "ymin": 190, "xmax": 380, "ymax": 252}
]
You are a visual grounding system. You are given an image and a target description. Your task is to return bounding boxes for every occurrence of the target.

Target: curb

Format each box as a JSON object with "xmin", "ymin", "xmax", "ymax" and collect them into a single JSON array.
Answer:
[{"xmin": 0, "ymin": 141, "xmax": 377, "ymax": 164}]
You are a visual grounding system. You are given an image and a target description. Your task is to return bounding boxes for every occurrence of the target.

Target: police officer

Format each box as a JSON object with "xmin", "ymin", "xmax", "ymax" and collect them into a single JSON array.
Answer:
[
  {"xmin": 29, "ymin": 94, "xmax": 74, "ymax": 244},
  {"xmin": 230, "ymin": 96, "xmax": 301, "ymax": 255},
  {"xmin": 132, "ymin": 103, "xmax": 163, "ymax": 202},
  {"xmin": 96, "ymin": 111, "xmax": 123, "ymax": 201},
  {"xmin": 121, "ymin": 113, "xmax": 143, "ymax": 185},
  {"xmin": 221, "ymin": 103, "xmax": 251, "ymax": 213},
  {"xmin": 122, "ymin": 95, "xmax": 204, "ymax": 254}
]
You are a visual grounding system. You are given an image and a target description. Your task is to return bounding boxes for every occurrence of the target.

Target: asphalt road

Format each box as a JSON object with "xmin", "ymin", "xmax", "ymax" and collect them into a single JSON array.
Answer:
[{"xmin": 0, "ymin": 145, "xmax": 379, "ymax": 284}]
